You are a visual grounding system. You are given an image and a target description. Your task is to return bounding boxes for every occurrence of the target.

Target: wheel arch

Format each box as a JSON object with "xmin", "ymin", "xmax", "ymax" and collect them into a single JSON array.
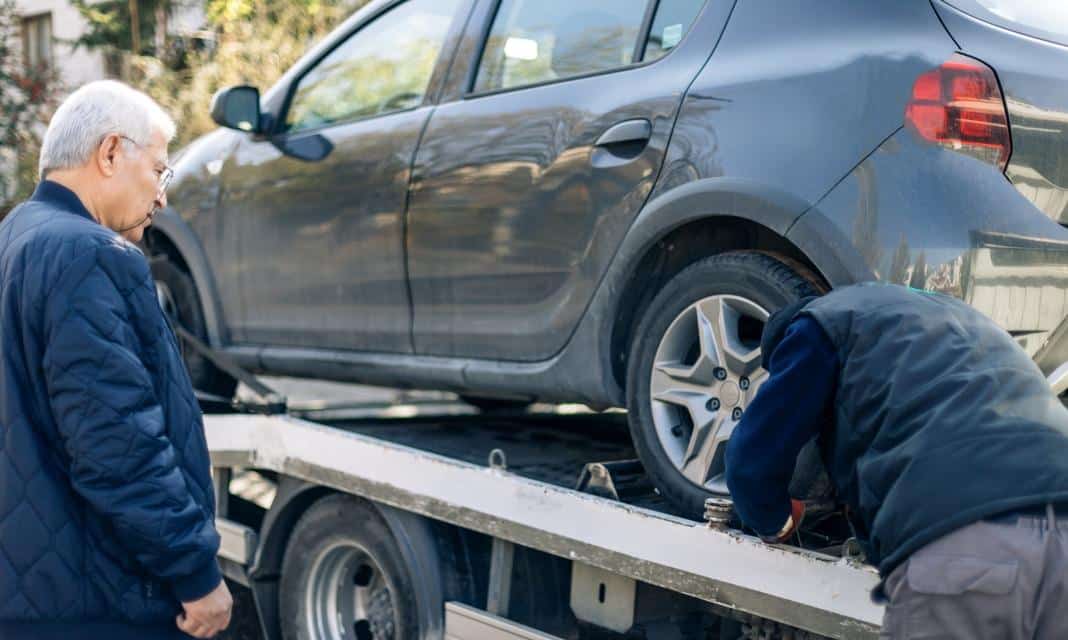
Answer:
[
  {"xmin": 603, "ymin": 178, "xmax": 839, "ymax": 392},
  {"xmin": 143, "ymin": 208, "xmax": 228, "ymax": 348}
]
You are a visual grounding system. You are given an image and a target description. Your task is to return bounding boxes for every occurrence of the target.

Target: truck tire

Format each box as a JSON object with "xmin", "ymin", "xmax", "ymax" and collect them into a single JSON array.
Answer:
[
  {"xmin": 279, "ymin": 494, "xmax": 444, "ymax": 640},
  {"xmin": 625, "ymin": 252, "xmax": 823, "ymax": 518},
  {"xmin": 149, "ymin": 256, "xmax": 237, "ymax": 399}
]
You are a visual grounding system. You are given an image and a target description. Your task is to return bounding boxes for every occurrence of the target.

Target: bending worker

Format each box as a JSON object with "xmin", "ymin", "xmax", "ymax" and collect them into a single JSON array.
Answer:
[{"xmin": 725, "ymin": 282, "xmax": 1068, "ymax": 639}]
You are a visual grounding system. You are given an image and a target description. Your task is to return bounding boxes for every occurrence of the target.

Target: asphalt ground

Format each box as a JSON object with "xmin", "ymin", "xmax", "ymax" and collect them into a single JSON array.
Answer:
[{"xmin": 218, "ymin": 581, "xmax": 262, "ymax": 640}]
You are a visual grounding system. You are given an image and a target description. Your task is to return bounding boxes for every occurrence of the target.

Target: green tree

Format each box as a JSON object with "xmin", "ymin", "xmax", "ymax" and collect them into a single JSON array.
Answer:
[
  {"xmin": 71, "ymin": 0, "xmax": 172, "ymax": 57},
  {"xmin": 135, "ymin": 0, "xmax": 361, "ymax": 146},
  {"xmin": 888, "ymin": 233, "xmax": 911, "ymax": 285},
  {"xmin": 909, "ymin": 250, "xmax": 928, "ymax": 290},
  {"xmin": 0, "ymin": 0, "xmax": 60, "ymax": 216}
]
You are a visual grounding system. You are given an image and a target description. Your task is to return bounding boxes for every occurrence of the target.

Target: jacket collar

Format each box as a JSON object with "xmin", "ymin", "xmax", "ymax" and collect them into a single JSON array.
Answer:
[{"xmin": 30, "ymin": 180, "xmax": 97, "ymax": 223}]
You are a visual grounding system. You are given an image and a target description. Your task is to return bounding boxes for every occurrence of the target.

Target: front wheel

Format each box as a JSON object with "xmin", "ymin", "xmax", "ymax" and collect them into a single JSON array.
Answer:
[
  {"xmin": 625, "ymin": 252, "xmax": 823, "ymax": 518},
  {"xmin": 149, "ymin": 255, "xmax": 237, "ymax": 399}
]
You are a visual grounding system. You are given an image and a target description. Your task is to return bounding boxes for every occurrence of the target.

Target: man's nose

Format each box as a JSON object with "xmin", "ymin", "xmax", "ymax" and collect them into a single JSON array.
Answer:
[{"xmin": 155, "ymin": 192, "xmax": 167, "ymax": 210}]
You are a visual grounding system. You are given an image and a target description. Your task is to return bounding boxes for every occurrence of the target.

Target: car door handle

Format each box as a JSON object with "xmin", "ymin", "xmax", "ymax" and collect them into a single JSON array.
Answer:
[{"xmin": 595, "ymin": 119, "xmax": 652, "ymax": 147}]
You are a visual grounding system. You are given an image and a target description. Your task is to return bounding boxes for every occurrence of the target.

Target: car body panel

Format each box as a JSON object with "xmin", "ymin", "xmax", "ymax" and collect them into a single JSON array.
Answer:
[
  {"xmin": 231, "ymin": 176, "xmax": 831, "ymax": 407},
  {"xmin": 404, "ymin": 0, "xmax": 733, "ymax": 360},
  {"xmin": 210, "ymin": 0, "xmax": 475, "ymax": 351},
  {"xmin": 652, "ymin": 0, "xmax": 954, "ymax": 208},
  {"xmin": 217, "ymin": 108, "xmax": 427, "ymax": 351},
  {"xmin": 932, "ymin": 1, "xmax": 1068, "ymax": 226},
  {"xmin": 794, "ymin": 126, "xmax": 1068, "ymax": 364}
]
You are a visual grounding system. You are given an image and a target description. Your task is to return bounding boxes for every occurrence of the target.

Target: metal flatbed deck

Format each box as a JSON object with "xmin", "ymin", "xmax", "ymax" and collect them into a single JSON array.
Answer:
[{"xmin": 205, "ymin": 411, "xmax": 883, "ymax": 639}]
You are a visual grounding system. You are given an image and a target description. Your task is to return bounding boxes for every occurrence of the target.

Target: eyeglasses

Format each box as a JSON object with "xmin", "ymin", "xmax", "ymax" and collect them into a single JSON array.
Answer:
[{"xmin": 117, "ymin": 135, "xmax": 174, "ymax": 198}]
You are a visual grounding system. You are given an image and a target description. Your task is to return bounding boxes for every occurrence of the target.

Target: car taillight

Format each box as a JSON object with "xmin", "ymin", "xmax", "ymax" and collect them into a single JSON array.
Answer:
[{"xmin": 905, "ymin": 53, "xmax": 1011, "ymax": 171}]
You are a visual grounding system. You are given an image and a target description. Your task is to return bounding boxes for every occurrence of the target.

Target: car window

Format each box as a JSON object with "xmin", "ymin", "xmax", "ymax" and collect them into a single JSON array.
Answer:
[
  {"xmin": 286, "ymin": 0, "xmax": 462, "ymax": 132},
  {"xmin": 943, "ymin": 1, "xmax": 1068, "ymax": 47},
  {"xmin": 641, "ymin": 0, "xmax": 706, "ymax": 62},
  {"xmin": 474, "ymin": 0, "xmax": 649, "ymax": 93}
]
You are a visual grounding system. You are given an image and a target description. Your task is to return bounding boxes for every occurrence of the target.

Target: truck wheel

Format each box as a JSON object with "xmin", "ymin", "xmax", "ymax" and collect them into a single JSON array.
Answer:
[
  {"xmin": 625, "ymin": 252, "xmax": 823, "ymax": 518},
  {"xmin": 149, "ymin": 256, "xmax": 237, "ymax": 399},
  {"xmin": 280, "ymin": 494, "xmax": 441, "ymax": 640}
]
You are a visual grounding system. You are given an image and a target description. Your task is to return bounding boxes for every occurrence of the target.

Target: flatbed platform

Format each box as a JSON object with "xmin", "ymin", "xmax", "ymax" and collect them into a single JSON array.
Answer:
[{"xmin": 206, "ymin": 408, "xmax": 884, "ymax": 639}]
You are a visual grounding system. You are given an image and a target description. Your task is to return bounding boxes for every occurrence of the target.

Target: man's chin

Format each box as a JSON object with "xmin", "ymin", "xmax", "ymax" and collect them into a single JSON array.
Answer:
[{"xmin": 122, "ymin": 227, "xmax": 146, "ymax": 243}]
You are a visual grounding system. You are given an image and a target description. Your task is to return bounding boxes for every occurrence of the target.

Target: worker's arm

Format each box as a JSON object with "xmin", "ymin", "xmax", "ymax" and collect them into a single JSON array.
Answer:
[{"xmin": 725, "ymin": 316, "xmax": 838, "ymax": 541}]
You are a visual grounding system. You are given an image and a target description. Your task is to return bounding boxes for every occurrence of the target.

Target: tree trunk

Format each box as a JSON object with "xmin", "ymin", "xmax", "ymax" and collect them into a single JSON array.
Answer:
[
  {"xmin": 128, "ymin": 0, "xmax": 141, "ymax": 55},
  {"xmin": 154, "ymin": 0, "xmax": 166, "ymax": 57}
]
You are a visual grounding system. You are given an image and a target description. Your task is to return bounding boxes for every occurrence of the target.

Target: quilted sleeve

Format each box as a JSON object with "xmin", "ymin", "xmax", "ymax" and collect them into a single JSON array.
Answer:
[{"xmin": 41, "ymin": 243, "xmax": 222, "ymax": 602}]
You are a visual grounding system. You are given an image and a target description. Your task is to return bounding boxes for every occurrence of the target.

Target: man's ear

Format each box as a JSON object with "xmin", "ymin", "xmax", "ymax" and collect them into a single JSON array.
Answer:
[{"xmin": 95, "ymin": 134, "xmax": 122, "ymax": 178}]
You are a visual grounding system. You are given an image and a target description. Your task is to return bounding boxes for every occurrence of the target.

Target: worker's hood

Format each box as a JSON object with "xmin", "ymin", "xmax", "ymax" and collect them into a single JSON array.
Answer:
[{"xmin": 761, "ymin": 296, "xmax": 820, "ymax": 370}]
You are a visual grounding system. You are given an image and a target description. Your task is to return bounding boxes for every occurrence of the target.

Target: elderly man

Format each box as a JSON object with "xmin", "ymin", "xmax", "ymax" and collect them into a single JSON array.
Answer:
[
  {"xmin": 0, "ymin": 81, "xmax": 231, "ymax": 639},
  {"xmin": 726, "ymin": 283, "xmax": 1068, "ymax": 638}
]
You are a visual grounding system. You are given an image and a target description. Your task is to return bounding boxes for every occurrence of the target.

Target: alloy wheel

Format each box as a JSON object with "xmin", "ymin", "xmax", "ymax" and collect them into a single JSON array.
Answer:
[{"xmin": 649, "ymin": 295, "xmax": 770, "ymax": 494}]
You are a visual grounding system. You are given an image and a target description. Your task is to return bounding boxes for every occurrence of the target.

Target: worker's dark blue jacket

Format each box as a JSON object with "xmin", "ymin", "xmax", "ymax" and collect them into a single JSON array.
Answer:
[
  {"xmin": 0, "ymin": 182, "xmax": 220, "ymax": 640},
  {"xmin": 726, "ymin": 283, "xmax": 1068, "ymax": 577}
]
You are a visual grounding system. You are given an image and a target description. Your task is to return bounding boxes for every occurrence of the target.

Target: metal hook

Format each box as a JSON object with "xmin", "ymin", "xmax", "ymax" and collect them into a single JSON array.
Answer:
[{"xmin": 488, "ymin": 448, "xmax": 508, "ymax": 470}]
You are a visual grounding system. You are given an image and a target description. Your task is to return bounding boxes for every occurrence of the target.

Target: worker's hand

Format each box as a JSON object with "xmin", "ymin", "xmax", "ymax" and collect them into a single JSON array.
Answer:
[
  {"xmin": 761, "ymin": 499, "xmax": 806, "ymax": 544},
  {"xmin": 176, "ymin": 579, "xmax": 232, "ymax": 639}
]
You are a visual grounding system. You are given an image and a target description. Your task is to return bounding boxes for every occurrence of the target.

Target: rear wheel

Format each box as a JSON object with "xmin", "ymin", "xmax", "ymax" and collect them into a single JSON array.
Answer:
[
  {"xmin": 625, "ymin": 252, "xmax": 823, "ymax": 518},
  {"xmin": 149, "ymin": 255, "xmax": 237, "ymax": 399}
]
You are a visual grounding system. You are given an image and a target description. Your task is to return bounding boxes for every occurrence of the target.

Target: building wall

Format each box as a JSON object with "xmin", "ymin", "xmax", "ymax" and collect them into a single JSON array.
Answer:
[
  {"xmin": 2, "ymin": 1, "xmax": 205, "ymax": 206},
  {"xmin": 15, "ymin": 0, "xmax": 108, "ymax": 91},
  {"xmin": 14, "ymin": 0, "xmax": 208, "ymax": 93}
]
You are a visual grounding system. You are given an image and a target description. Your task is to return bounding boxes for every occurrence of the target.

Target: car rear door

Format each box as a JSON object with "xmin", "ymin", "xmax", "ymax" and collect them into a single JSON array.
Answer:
[
  {"xmin": 215, "ymin": 0, "xmax": 467, "ymax": 352},
  {"xmin": 406, "ymin": 0, "xmax": 732, "ymax": 360}
]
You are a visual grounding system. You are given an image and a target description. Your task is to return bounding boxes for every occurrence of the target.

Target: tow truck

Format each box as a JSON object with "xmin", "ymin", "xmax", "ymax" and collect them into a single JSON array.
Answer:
[{"xmin": 186, "ymin": 326, "xmax": 884, "ymax": 640}]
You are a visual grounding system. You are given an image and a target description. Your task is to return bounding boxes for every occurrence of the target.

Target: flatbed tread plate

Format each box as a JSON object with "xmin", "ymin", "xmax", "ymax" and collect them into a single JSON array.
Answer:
[{"xmin": 321, "ymin": 413, "xmax": 676, "ymax": 512}]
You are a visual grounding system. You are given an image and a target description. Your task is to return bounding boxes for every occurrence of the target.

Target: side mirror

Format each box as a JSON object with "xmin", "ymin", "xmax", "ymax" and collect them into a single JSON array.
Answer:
[{"xmin": 210, "ymin": 85, "xmax": 262, "ymax": 133}]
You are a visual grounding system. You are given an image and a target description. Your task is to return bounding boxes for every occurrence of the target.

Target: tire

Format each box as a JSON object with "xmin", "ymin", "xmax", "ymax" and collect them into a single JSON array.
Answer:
[
  {"xmin": 625, "ymin": 252, "xmax": 823, "ymax": 518},
  {"xmin": 279, "ymin": 494, "xmax": 442, "ymax": 640},
  {"xmin": 149, "ymin": 256, "xmax": 237, "ymax": 399}
]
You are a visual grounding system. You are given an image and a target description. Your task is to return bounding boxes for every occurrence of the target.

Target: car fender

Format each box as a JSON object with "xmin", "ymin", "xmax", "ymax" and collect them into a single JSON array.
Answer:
[{"xmin": 149, "ymin": 208, "xmax": 229, "ymax": 347}]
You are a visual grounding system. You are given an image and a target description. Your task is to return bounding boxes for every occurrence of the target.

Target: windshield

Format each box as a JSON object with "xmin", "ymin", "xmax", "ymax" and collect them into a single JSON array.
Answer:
[{"xmin": 945, "ymin": 1, "xmax": 1068, "ymax": 46}]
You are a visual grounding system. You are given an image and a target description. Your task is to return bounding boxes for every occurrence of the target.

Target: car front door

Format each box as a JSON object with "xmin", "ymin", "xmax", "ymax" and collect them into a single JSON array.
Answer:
[
  {"xmin": 406, "ymin": 0, "xmax": 722, "ymax": 359},
  {"xmin": 216, "ymin": 0, "xmax": 466, "ymax": 351}
]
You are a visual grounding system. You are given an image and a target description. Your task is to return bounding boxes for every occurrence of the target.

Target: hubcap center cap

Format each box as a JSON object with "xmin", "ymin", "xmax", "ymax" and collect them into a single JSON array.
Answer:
[{"xmin": 719, "ymin": 380, "xmax": 741, "ymax": 407}]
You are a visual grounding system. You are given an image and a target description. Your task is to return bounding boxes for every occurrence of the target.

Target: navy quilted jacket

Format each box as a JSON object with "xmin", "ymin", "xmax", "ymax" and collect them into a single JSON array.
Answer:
[{"xmin": 0, "ymin": 182, "xmax": 221, "ymax": 637}]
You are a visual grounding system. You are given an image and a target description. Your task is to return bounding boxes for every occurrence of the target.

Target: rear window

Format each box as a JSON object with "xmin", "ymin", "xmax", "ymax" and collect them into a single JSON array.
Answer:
[
  {"xmin": 944, "ymin": 1, "xmax": 1068, "ymax": 47},
  {"xmin": 472, "ymin": 0, "xmax": 707, "ymax": 94},
  {"xmin": 474, "ymin": 0, "xmax": 648, "ymax": 93},
  {"xmin": 642, "ymin": 0, "xmax": 707, "ymax": 62}
]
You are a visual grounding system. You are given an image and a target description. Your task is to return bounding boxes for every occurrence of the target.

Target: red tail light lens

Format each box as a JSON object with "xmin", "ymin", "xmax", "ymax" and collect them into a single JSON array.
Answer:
[{"xmin": 905, "ymin": 54, "xmax": 1011, "ymax": 170}]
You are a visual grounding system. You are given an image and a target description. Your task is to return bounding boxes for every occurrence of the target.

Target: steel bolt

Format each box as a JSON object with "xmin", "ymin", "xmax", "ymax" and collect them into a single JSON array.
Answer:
[
  {"xmin": 732, "ymin": 407, "xmax": 743, "ymax": 420},
  {"xmin": 704, "ymin": 497, "xmax": 734, "ymax": 530},
  {"xmin": 739, "ymin": 377, "xmax": 750, "ymax": 390},
  {"xmin": 714, "ymin": 367, "xmax": 728, "ymax": 381},
  {"xmin": 706, "ymin": 398, "xmax": 721, "ymax": 411}
]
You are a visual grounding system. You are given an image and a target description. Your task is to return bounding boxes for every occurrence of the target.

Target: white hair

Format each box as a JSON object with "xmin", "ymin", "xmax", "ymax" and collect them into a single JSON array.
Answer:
[{"xmin": 38, "ymin": 80, "xmax": 176, "ymax": 180}]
